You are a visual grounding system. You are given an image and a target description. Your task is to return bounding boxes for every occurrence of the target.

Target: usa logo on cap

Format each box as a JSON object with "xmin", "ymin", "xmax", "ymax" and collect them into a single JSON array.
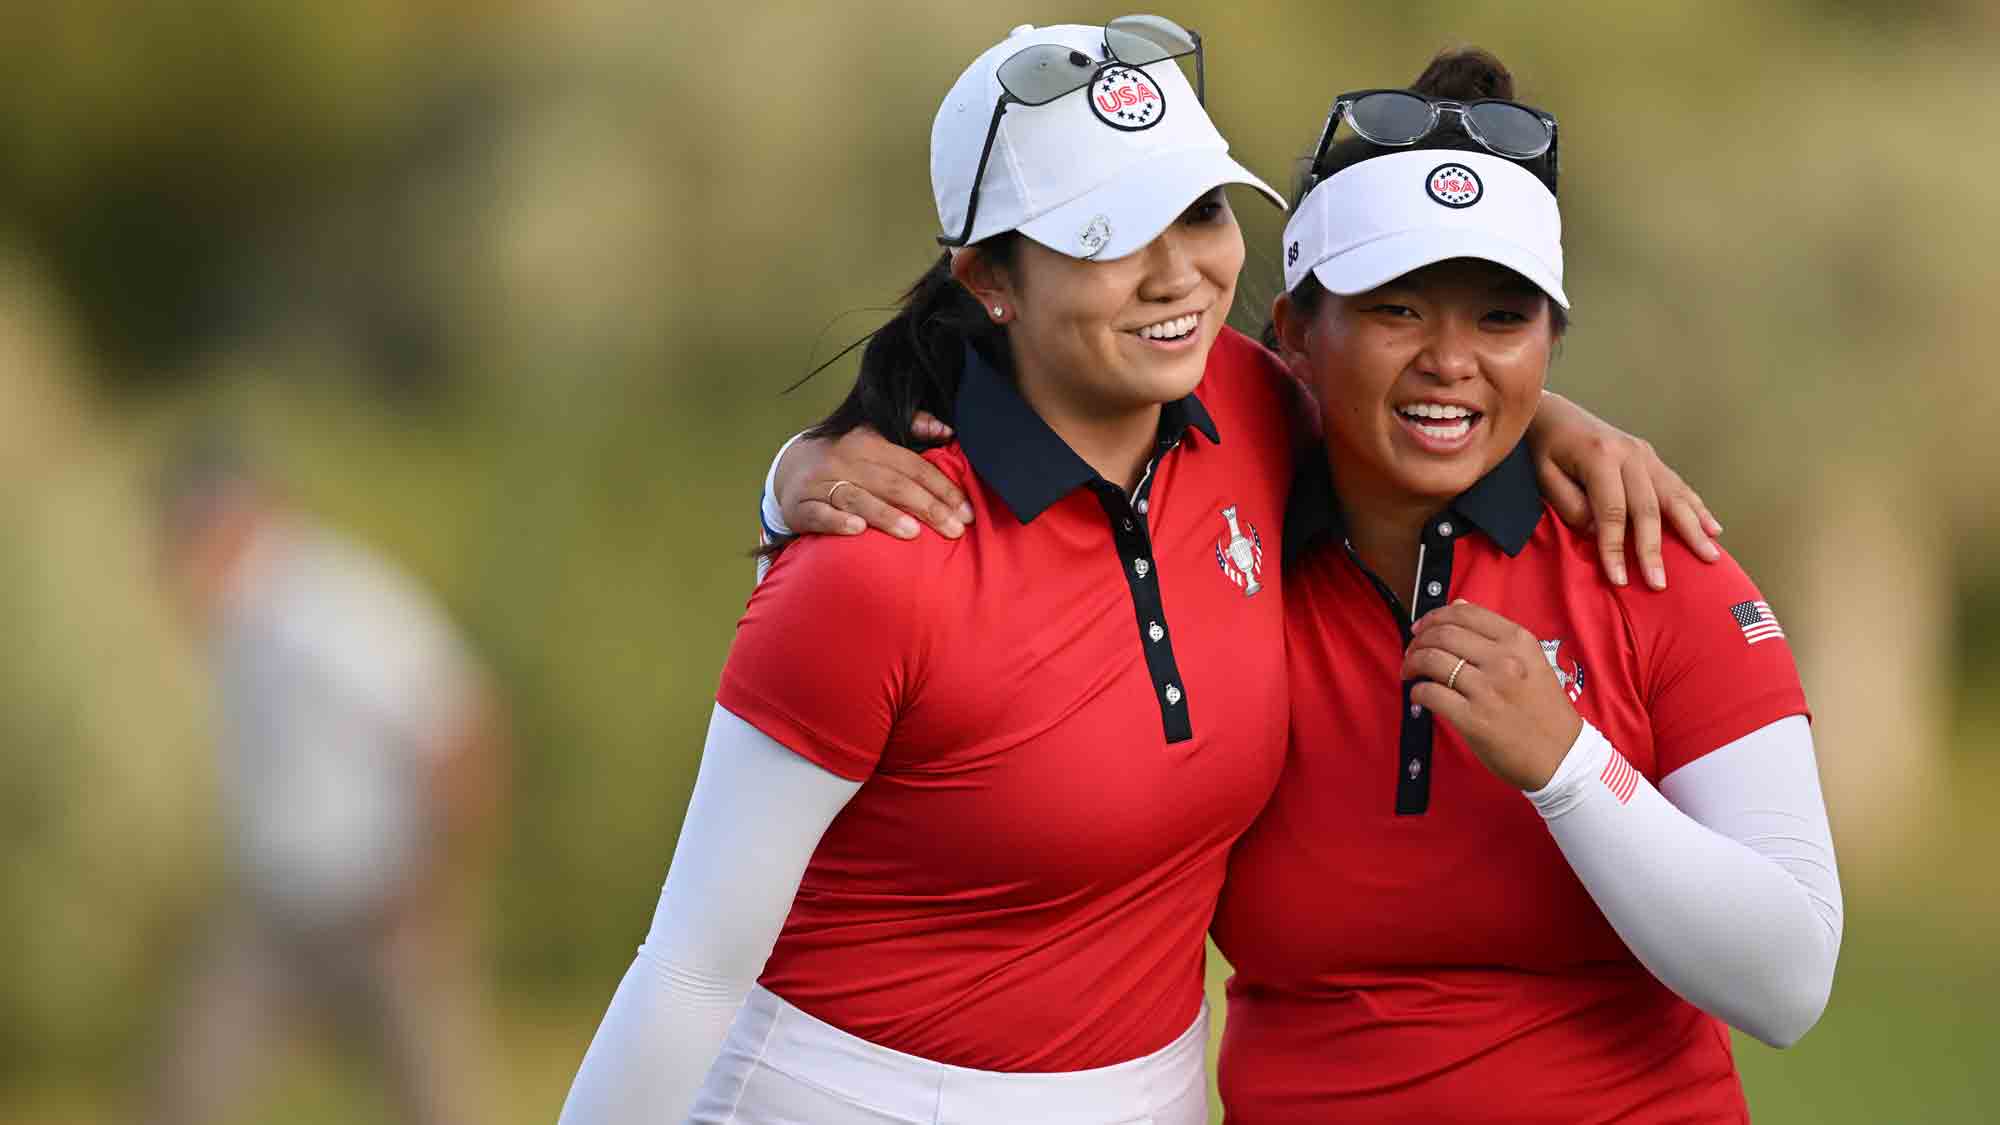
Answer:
[
  {"xmin": 1426, "ymin": 163, "xmax": 1483, "ymax": 208},
  {"xmin": 1090, "ymin": 65, "xmax": 1164, "ymax": 131}
]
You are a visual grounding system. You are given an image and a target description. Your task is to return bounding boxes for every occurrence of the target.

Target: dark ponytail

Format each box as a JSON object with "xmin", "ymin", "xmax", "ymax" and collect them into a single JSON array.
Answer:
[
  {"xmin": 1261, "ymin": 46, "xmax": 1564, "ymax": 352},
  {"xmin": 807, "ymin": 235, "xmax": 1021, "ymax": 449}
]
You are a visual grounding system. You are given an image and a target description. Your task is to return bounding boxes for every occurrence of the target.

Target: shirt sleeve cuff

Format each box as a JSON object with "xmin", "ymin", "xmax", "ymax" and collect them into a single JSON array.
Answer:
[
  {"xmin": 760, "ymin": 432, "xmax": 809, "ymax": 539},
  {"xmin": 1525, "ymin": 720, "xmax": 1614, "ymax": 820}
]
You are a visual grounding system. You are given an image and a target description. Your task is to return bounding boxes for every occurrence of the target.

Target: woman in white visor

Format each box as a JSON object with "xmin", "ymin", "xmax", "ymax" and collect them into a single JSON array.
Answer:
[{"xmin": 1213, "ymin": 47, "xmax": 1840, "ymax": 1123}]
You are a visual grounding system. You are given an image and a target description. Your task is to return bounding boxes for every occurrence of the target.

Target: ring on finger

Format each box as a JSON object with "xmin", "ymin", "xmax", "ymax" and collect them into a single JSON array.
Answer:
[
  {"xmin": 1446, "ymin": 656, "xmax": 1468, "ymax": 692},
  {"xmin": 825, "ymin": 479, "xmax": 856, "ymax": 508}
]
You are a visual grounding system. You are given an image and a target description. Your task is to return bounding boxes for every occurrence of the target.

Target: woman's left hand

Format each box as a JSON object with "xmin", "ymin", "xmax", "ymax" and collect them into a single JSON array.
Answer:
[
  {"xmin": 1405, "ymin": 601, "xmax": 1583, "ymax": 791},
  {"xmin": 1527, "ymin": 391, "xmax": 1723, "ymax": 590}
]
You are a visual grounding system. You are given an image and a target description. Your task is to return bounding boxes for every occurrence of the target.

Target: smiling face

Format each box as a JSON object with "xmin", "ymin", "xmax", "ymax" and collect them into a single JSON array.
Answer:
[
  {"xmin": 1279, "ymin": 257, "xmax": 1555, "ymax": 510},
  {"xmin": 962, "ymin": 190, "xmax": 1243, "ymax": 425}
]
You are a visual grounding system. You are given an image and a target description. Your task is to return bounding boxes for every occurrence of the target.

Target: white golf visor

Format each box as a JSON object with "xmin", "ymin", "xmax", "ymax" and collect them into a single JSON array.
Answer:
[{"xmin": 1281, "ymin": 149, "xmax": 1568, "ymax": 308}]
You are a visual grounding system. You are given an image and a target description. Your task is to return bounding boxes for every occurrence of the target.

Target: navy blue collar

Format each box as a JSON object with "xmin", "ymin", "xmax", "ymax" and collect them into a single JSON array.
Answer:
[
  {"xmin": 954, "ymin": 344, "xmax": 1221, "ymax": 524},
  {"xmin": 1283, "ymin": 439, "xmax": 1543, "ymax": 564}
]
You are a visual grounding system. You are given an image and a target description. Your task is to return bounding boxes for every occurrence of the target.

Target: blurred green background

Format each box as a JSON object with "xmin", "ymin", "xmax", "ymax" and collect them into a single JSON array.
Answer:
[{"xmin": 3, "ymin": 1, "xmax": 1997, "ymax": 1121}]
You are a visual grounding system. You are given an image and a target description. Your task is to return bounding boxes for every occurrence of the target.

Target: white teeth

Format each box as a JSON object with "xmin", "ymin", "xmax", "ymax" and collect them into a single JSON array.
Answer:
[
  {"xmin": 1411, "ymin": 420, "xmax": 1471, "ymax": 440},
  {"xmin": 1137, "ymin": 313, "xmax": 1198, "ymax": 340},
  {"xmin": 1398, "ymin": 402, "xmax": 1477, "ymax": 442},
  {"xmin": 1398, "ymin": 402, "xmax": 1475, "ymax": 420}
]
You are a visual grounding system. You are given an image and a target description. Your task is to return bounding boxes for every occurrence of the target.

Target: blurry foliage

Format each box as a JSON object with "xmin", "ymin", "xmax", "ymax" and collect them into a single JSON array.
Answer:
[{"xmin": 2, "ymin": 1, "xmax": 1999, "ymax": 1120}]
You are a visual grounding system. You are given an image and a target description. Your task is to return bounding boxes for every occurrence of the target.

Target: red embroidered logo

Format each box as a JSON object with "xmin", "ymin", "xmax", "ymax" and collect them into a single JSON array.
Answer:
[
  {"xmin": 1090, "ymin": 65, "xmax": 1164, "ymax": 131},
  {"xmin": 1427, "ymin": 162, "xmax": 1483, "ymax": 208}
]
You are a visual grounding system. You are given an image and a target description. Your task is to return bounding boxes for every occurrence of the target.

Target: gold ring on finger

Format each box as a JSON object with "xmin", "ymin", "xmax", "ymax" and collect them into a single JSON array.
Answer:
[
  {"xmin": 1446, "ymin": 657, "xmax": 1468, "ymax": 692},
  {"xmin": 825, "ymin": 480, "xmax": 856, "ymax": 508}
]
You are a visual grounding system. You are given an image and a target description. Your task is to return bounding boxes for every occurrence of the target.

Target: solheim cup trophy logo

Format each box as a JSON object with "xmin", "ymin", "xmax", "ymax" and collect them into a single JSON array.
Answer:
[
  {"xmin": 1541, "ymin": 638, "xmax": 1585, "ymax": 702},
  {"xmin": 1214, "ymin": 506, "xmax": 1264, "ymax": 597}
]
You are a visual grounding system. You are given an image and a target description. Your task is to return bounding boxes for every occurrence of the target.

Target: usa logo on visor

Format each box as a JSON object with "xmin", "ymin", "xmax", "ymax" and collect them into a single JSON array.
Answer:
[
  {"xmin": 1090, "ymin": 65, "xmax": 1164, "ymax": 131},
  {"xmin": 1427, "ymin": 163, "xmax": 1483, "ymax": 208}
]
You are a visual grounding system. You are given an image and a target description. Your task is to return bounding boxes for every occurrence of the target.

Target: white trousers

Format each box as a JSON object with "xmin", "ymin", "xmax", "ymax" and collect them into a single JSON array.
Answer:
[{"xmin": 688, "ymin": 985, "xmax": 1210, "ymax": 1125}]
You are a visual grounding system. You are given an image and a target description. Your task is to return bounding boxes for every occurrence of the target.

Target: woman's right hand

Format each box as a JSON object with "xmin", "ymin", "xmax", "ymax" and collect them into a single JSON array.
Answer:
[{"xmin": 775, "ymin": 413, "xmax": 975, "ymax": 539}]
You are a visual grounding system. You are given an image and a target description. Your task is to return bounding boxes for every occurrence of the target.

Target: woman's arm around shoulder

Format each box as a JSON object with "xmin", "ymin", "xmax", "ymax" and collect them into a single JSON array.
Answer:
[
  {"xmin": 766, "ymin": 418, "xmax": 973, "ymax": 543},
  {"xmin": 1203, "ymin": 326, "xmax": 1322, "ymax": 456}
]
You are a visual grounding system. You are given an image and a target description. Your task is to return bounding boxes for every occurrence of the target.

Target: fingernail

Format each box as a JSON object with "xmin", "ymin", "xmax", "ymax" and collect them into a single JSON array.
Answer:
[
  {"xmin": 896, "ymin": 519, "xmax": 919, "ymax": 539},
  {"xmin": 1699, "ymin": 540, "xmax": 1721, "ymax": 561},
  {"xmin": 1610, "ymin": 562, "xmax": 1628, "ymax": 586},
  {"xmin": 941, "ymin": 519, "xmax": 964, "ymax": 538},
  {"xmin": 844, "ymin": 518, "xmax": 864, "ymax": 534},
  {"xmin": 1453, "ymin": 598, "xmax": 1469, "ymax": 605},
  {"xmin": 958, "ymin": 503, "xmax": 975, "ymax": 524},
  {"xmin": 1646, "ymin": 565, "xmax": 1666, "ymax": 590}
]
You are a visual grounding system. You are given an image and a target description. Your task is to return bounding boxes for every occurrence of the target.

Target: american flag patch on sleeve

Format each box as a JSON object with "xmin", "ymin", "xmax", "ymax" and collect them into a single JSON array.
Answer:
[
  {"xmin": 1730, "ymin": 600, "xmax": 1785, "ymax": 645},
  {"xmin": 1599, "ymin": 751, "xmax": 1640, "ymax": 804}
]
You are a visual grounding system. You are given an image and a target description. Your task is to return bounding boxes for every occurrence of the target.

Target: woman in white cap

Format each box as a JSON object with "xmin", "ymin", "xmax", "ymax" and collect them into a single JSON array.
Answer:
[
  {"xmin": 1211, "ymin": 48, "xmax": 1841, "ymax": 1122},
  {"xmin": 561, "ymin": 18, "xmax": 1301, "ymax": 1124}
]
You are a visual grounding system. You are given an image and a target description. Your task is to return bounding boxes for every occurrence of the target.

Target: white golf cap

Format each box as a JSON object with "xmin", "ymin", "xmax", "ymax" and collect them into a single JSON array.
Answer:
[
  {"xmin": 932, "ymin": 22, "xmax": 1282, "ymax": 261},
  {"xmin": 1281, "ymin": 149, "xmax": 1568, "ymax": 308}
]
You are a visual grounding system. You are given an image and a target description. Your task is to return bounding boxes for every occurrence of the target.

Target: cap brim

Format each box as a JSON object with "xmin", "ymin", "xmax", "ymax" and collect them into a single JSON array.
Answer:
[
  {"xmin": 1309, "ymin": 227, "xmax": 1570, "ymax": 309},
  {"xmin": 1016, "ymin": 146, "xmax": 1283, "ymax": 262}
]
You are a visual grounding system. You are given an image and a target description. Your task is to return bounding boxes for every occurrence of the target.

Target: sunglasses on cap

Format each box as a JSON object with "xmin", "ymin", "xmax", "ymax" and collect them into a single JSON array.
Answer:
[
  {"xmin": 938, "ymin": 14, "xmax": 1205, "ymax": 249},
  {"xmin": 1301, "ymin": 89, "xmax": 1559, "ymax": 199}
]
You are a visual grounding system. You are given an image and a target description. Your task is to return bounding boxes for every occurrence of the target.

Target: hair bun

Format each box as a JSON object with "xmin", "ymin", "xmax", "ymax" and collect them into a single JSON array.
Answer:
[{"xmin": 1410, "ymin": 47, "xmax": 1515, "ymax": 101}]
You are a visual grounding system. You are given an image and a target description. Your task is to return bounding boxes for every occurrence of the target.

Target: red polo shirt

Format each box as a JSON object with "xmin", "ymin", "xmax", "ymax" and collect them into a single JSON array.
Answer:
[
  {"xmin": 1212, "ymin": 443, "xmax": 1809, "ymax": 1122},
  {"xmin": 717, "ymin": 327, "xmax": 1294, "ymax": 1071}
]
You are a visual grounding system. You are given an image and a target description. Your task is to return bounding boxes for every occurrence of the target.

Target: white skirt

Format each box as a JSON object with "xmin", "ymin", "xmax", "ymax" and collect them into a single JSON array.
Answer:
[{"xmin": 688, "ymin": 985, "xmax": 1210, "ymax": 1125}]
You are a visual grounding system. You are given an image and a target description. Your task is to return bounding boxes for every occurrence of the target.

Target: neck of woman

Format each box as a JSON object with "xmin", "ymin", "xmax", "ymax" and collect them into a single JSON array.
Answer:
[
  {"xmin": 1016, "ymin": 373, "xmax": 1166, "ymax": 495},
  {"xmin": 1329, "ymin": 455, "xmax": 1448, "ymax": 611}
]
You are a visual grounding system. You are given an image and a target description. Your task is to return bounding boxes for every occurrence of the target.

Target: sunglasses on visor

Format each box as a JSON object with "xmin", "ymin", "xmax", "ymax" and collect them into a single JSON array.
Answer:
[
  {"xmin": 937, "ymin": 14, "xmax": 1204, "ymax": 248},
  {"xmin": 1301, "ymin": 89, "xmax": 1559, "ymax": 198}
]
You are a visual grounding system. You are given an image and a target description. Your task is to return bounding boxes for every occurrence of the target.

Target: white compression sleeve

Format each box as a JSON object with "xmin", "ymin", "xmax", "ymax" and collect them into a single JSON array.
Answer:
[
  {"xmin": 556, "ymin": 703, "xmax": 862, "ymax": 1124},
  {"xmin": 1524, "ymin": 715, "xmax": 1842, "ymax": 1047},
  {"xmin": 760, "ymin": 432, "xmax": 807, "ymax": 541},
  {"xmin": 755, "ymin": 433, "xmax": 808, "ymax": 585}
]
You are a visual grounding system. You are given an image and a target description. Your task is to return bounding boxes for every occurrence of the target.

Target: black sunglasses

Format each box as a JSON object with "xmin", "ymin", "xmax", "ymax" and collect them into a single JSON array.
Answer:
[
  {"xmin": 937, "ymin": 15, "xmax": 1205, "ymax": 248},
  {"xmin": 1300, "ymin": 89, "xmax": 1559, "ymax": 199}
]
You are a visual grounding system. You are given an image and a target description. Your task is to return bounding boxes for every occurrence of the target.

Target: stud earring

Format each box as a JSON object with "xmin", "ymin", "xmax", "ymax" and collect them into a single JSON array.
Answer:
[{"xmin": 991, "ymin": 305, "xmax": 1005, "ymax": 319}]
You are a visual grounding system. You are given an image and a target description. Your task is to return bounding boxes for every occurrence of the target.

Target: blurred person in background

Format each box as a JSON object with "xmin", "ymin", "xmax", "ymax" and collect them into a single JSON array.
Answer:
[{"xmin": 144, "ymin": 435, "xmax": 504, "ymax": 1125}]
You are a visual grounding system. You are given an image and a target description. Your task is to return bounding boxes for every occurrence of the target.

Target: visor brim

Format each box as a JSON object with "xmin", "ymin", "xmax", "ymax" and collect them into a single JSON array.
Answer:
[
  {"xmin": 1308, "ymin": 227, "xmax": 1570, "ymax": 309},
  {"xmin": 1016, "ymin": 146, "xmax": 1284, "ymax": 262}
]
